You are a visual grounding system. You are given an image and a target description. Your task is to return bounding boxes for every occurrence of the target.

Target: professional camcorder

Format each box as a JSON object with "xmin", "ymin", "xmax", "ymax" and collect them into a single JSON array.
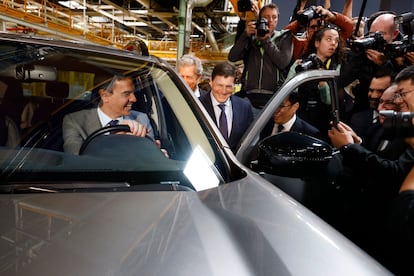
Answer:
[
  {"xmin": 349, "ymin": 31, "xmax": 387, "ymax": 54},
  {"xmin": 237, "ymin": 0, "xmax": 252, "ymax": 12},
  {"xmin": 256, "ymin": 18, "xmax": 269, "ymax": 37},
  {"xmin": 395, "ymin": 12, "xmax": 414, "ymax": 40},
  {"xmin": 295, "ymin": 53, "xmax": 322, "ymax": 72},
  {"xmin": 298, "ymin": 6, "xmax": 323, "ymax": 26},
  {"xmin": 380, "ymin": 110, "xmax": 414, "ymax": 137},
  {"xmin": 384, "ymin": 40, "xmax": 414, "ymax": 59},
  {"xmin": 383, "ymin": 12, "xmax": 414, "ymax": 58},
  {"xmin": 349, "ymin": 12, "xmax": 414, "ymax": 58}
]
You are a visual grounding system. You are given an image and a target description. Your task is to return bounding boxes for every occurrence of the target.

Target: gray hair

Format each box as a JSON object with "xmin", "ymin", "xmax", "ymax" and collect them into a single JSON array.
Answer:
[{"xmin": 177, "ymin": 54, "xmax": 203, "ymax": 76}]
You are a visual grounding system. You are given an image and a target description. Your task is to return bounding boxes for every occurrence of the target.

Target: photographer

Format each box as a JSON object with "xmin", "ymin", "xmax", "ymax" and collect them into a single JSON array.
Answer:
[
  {"xmin": 340, "ymin": 13, "xmax": 403, "ymax": 116},
  {"xmin": 382, "ymin": 64, "xmax": 414, "ymax": 275},
  {"xmin": 284, "ymin": 5, "xmax": 353, "ymax": 61},
  {"xmin": 326, "ymin": 66, "xmax": 414, "ymax": 264},
  {"xmin": 286, "ymin": 25, "xmax": 345, "ymax": 141},
  {"xmin": 228, "ymin": 3, "xmax": 293, "ymax": 109}
]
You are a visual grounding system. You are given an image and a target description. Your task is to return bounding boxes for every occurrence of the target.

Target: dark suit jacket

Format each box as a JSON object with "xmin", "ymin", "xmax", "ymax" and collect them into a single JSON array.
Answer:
[
  {"xmin": 349, "ymin": 108, "xmax": 381, "ymax": 152},
  {"xmin": 199, "ymin": 92, "xmax": 253, "ymax": 151},
  {"xmin": 198, "ymin": 88, "xmax": 208, "ymax": 98},
  {"xmin": 63, "ymin": 108, "xmax": 153, "ymax": 154},
  {"xmin": 261, "ymin": 116, "xmax": 321, "ymax": 140}
]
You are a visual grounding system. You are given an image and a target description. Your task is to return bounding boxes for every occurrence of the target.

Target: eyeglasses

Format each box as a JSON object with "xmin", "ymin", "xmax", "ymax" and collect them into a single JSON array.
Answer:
[
  {"xmin": 277, "ymin": 104, "xmax": 293, "ymax": 109},
  {"xmin": 392, "ymin": 89, "xmax": 414, "ymax": 101},
  {"xmin": 379, "ymin": 99, "xmax": 396, "ymax": 108}
]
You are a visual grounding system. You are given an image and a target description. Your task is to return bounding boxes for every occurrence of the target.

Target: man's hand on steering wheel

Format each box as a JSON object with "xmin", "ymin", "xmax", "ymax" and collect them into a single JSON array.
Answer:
[{"xmin": 120, "ymin": 120, "xmax": 148, "ymax": 137}]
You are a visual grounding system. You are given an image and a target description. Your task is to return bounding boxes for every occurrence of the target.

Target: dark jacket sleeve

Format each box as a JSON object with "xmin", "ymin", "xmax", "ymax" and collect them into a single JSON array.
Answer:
[
  {"xmin": 235, "ymin": 19, "xmax": 247, "ymax": 42},
  {"xmin": 263, "ymin": 30, "xmax": 294, "ymax": 69},
  {"xmin": 228, "ymin": 32, "xmax": 252, "ymax": 62},
  {"xmin": 340, "ymin": 144, "xmax": 414, "ymax": 189}
]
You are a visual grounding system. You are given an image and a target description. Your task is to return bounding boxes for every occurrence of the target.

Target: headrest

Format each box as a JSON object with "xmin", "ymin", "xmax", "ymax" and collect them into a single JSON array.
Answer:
[{"xmin": 46, "ymin": 81, "xmax": 69, "ymax": 98}]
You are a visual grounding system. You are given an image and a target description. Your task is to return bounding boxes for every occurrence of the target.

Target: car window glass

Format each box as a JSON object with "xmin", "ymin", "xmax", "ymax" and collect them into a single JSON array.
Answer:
[{"xmin": 0, "ymin": 39, "xmax": 225, "ymax": 191}]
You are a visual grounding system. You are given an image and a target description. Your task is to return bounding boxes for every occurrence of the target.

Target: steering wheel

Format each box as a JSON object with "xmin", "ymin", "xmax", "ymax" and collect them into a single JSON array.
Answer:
[{"xmin": 79, "ymin": 125, "xmax": 154, "ymax": 155}]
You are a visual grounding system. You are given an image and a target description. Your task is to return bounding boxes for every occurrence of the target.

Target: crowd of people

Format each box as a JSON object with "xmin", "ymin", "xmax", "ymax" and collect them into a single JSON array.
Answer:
[
  {"xmin": 38, "ymin": 0, "xmax": 414, "ymax": 273},
  {"xmin": 175, "ymin": 1, "xmax": 414, "ymax": 274}
]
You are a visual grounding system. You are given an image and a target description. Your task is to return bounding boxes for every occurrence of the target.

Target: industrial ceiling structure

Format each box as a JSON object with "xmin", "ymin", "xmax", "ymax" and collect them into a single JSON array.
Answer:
[{"xmin": 0, "ymin": 0, "xmax": 245, "ymax": 60}]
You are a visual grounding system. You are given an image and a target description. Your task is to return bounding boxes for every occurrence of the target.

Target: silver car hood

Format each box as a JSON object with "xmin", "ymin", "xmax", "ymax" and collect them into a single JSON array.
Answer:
[{"xmin": 0, "ymin": 174, "xmax": 390, "ymax": 276}]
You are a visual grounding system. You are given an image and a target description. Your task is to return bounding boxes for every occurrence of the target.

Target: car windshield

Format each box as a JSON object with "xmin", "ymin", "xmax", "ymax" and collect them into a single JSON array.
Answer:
[{"xmin": 0, "ymin": 35, "xmax": 229, "ymax": 192}]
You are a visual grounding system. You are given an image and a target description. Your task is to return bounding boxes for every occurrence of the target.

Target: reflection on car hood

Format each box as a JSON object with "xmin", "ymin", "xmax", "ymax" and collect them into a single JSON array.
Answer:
[{"xmin": 0, "ymin": 176, "xmax": 389, "ymax": 276}]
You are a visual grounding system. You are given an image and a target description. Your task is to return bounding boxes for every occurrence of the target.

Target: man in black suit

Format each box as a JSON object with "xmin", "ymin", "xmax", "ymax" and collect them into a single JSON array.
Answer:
[
  {"xmin": 349, "ymin": 69, "xmax": 394, "ymax": 152},
  {"xmin": 261, "ymin": 91, "xmax": 321, "ymax": 139},
  {"xmin": 199, "ymin": 61, "xmax": 253, "ymax": 151}
]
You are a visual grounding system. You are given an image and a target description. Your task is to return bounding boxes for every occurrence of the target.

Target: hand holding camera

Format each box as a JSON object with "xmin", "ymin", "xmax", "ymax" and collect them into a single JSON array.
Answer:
[
  {"xmin": 295, "ymin": 53, "xmax": 323, "ymax": 72},
  {"xmin": 255, "ymin": 18, "xmax": 269, "ymax": 38},
  {"xmin": 236, "ymin": 0, "xmax": 259, "ymax": 22},
  {"xmin": 245, "ymin": 17, "xmax": 269, "ymax": 40}
]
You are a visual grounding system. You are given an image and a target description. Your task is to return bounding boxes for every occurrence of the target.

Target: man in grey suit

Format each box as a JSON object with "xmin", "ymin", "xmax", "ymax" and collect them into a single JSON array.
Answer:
[
  {"xmin": 177, "ymin": 54, "xmax": 208, "ymax": 98},
  {"xmin": 63, "ymin": 75, "xmax": 153, "ymax": 154}
]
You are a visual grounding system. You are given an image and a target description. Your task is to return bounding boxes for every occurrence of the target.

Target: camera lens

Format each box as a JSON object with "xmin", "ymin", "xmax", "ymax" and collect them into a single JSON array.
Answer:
[{"xmin": 256, "ymin": 18, "xmax": 269, "ymax": 37}]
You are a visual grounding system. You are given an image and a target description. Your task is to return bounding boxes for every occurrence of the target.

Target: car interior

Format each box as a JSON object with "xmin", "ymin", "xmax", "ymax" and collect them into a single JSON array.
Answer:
[{"xmin": 0, "ymin": 39, "xmax": 230, "ymax": 192}]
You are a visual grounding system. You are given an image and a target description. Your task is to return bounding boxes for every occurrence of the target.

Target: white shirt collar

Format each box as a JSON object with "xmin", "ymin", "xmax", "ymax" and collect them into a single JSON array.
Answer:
[
  {"xmin": 194, "ymin": 87, "xmax": 201, "ymax": 98},
  {"xmin": 210, "ymin": 93, "xmax": 230, "ymax": 107},
  {"xmin": 97, "ymin": 107, "xmax": 123, "ymax": 127},
  {"xmin": 272, "ymin": 114, "xmax": 296, "ymax": 135}
]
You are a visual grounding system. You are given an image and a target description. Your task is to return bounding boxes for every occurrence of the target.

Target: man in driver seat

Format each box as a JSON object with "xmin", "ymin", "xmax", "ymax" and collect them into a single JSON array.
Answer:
[{"xmin": 63, "ymin": 75, "xmax": 154, "ymax": 155}]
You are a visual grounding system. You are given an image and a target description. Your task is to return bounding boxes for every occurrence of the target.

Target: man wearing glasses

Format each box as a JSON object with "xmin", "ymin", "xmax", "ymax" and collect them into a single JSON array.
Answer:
[
  {"xmin": 348, "ymin": 70, "xmax": 394, "ymax": 152},
  {"xmin": 325, "ymin": 66, "xmax": 414, "ymax": 264},
  {"xmin": 261, "ymin": 91, "xmax": 320, "ymax": 140},
  {"xmin": 392, "ymin": 66, "xmax": 414, "ymax": 112}
]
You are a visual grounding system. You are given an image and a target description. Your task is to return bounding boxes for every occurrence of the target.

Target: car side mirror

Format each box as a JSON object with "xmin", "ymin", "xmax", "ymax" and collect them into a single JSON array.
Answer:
[{"xmin": 257, "ymin": 132, "xmax": 333, "ymax": 178}]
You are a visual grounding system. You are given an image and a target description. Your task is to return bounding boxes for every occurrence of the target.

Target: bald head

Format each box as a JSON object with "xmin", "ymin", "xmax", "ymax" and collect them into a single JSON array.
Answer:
[
  {"xmin": 370, "ymin": 13, "xmax": 399, "ymax": 43},
  {"xmin": 378, "ymin": 84, "xmax": 398, "ymax": 124}
]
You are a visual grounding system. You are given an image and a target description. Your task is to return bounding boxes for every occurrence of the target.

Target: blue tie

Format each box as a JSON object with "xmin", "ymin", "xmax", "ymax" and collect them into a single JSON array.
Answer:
[
  {"xmin": 108, "ymin": 119, "xmax": 119, "ymax": 126},
  {"xmin": 218, "ymin": 104, "xmax": 228, "ymax": 139},
  {"xmin": 278, "ymin": 124, "xmax": 284, "ymax": 133}
]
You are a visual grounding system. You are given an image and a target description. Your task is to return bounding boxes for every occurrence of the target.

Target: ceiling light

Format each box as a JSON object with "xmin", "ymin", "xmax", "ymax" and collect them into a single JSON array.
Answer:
[
  {"xmin": 58, "ymin": 1, "xmax": 86, "ymax": 10},
  {"xmin": 124, "ymin": 22, "xmax": 148, "ymax": 27},
  {"xmin": 90, "ymin": 16, "xmax": 109, "ymax": 23},
  {"xmin": 130, "ymin": 10, "xmax": 148, "ymax": 15}
]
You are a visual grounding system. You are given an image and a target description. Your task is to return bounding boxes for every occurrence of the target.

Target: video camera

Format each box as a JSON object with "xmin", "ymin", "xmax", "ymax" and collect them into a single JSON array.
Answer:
[
  {"xmin": 295, "ymin": 53, "xmax": 322, "ymax": 72},
  {"xmin": 395, "ymin": 12, "xmax": 414, "ymax": 41},
  {"xmin": 255, "ymin": 17, "xmax": 269, "ymax": 37},
  {"xmin": 384, "ymin": 12, "xmax": 414, "ymax": 58},
  {"xmin": 380, "ymin": 110, "xmax": 414, "ymax": 137},
  {"xmin": 384, "ymin": 39, "xmax": 414, "ymax": 59},
  {"xmin": 298, "ymin": 6, "xmax": 323, "ymax": 26},
  {"xmin": 349, "ymin": 12, "xmax": 414, "ymax": 58},
  {"xmin": 349, "ymin": 31, "xmax": 387, "ymax": 54}
]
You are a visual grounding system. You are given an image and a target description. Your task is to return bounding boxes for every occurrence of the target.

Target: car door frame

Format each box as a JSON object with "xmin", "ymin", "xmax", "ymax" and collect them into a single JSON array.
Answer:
[{"xmin": 236, "ymin": 69, "xmax": 341, "ymax": 166}]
